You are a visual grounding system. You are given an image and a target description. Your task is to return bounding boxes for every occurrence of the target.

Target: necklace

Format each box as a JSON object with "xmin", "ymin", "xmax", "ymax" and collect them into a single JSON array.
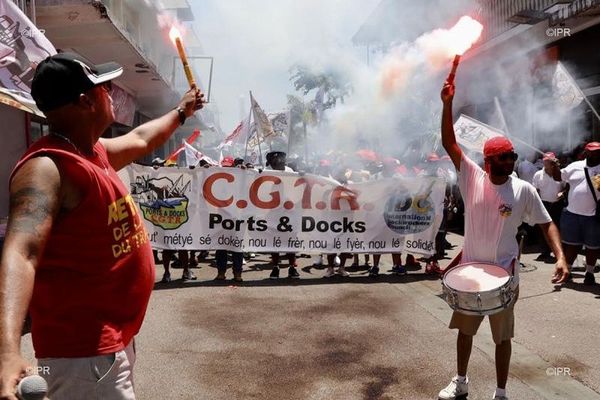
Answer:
[{"xmin": 51, "ymin": 132, "xmax": 110, "ymax": 176}]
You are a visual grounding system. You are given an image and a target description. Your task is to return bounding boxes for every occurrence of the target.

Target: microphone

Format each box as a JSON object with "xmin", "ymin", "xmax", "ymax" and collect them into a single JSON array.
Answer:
[{"xmin": 16, "ymin": 375, "xmax": 48, "ymax": 400}]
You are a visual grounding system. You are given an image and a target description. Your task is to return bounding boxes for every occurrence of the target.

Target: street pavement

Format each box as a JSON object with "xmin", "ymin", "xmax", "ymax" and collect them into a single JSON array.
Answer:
[{"xmin": 21, "ymin": 232, "xmax": 600, "ymax": 399}]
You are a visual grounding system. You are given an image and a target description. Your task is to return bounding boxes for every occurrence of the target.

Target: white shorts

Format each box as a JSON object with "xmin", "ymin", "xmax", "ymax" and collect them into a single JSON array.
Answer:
[{"xmin": 38, "ymin": 340, "xmax": 136, "ymax": 400}]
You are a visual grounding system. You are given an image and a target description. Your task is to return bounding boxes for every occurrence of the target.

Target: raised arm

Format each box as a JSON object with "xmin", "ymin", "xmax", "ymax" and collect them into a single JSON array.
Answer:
[
  {"xmin": 440, "ymin": 81, "xmax": 462, "ymax": 171},
  {"xmin": 0, "ymin": 157, "xmax": 62, "ymax": 399},
  {"xmin": 101, "ymin": 89, "xmax": 204, "ymax": 171}
]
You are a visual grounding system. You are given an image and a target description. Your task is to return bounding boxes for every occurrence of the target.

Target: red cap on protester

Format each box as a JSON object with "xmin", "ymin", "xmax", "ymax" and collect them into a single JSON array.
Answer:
[
  {"xmin": 543, "ymin": 152, "xmax": 556, "ymax": 161},
  {"xmin": 427, "ymin": 152, "xmax": 440, "ymax": 162},
  {"xmin": 585, "ymin": 142, "xmax": 600, "ymax": 152},
  {"xmin": 319, "ymin": 159, "xmax": 331, "ymax": 167},
  {"xmin": 483, "ymin": 137, "xmax": 514, "ymax": 158},
  {"xmin": 395, "ymin": 164, "xmax": 408, "ymax": 175},
  {"xmin": 221, "ymin": 156, "xmax": 235, "ymax": 167}
]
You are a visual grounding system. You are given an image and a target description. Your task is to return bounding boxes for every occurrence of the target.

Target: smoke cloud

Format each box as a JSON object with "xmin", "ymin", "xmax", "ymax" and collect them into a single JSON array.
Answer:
[{"xmin": 169, "ymin": 1, "xmax": 589, "ymax": 164}]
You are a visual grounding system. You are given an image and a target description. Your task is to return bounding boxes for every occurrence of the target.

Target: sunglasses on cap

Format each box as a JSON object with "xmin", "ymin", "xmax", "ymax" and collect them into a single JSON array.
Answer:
[{"xmin": 494, "ymin": 152, "xmax": 518, "ymax": 161}]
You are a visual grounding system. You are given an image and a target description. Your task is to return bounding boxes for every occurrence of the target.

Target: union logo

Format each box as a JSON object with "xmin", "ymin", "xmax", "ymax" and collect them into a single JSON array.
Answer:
[{"xmin": 130, "ymin": 175, "xmax": 191, "ymax": 230}]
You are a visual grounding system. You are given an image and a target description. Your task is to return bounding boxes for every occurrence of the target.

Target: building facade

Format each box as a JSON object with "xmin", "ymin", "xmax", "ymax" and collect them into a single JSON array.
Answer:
[{"xmin": 0, "ymin": 0, "xmax": 220, "ymax": 217}]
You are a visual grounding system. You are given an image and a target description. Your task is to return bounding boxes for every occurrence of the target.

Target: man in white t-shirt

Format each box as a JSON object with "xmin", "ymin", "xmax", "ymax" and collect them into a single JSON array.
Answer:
[
  {"xmin": 516, "ymin": 156, "xmax": 539, "ymax": 184},
  {"xmin": 438, "ymin": 80, "xmax": 569, "ymax": 400},
  {"xmin": 532, "ymin": 152, "xmax": 567, "ymax": 261},
  {"xmin": 551, "ymin": 142, "xmax": 600, "ymax": 285}
]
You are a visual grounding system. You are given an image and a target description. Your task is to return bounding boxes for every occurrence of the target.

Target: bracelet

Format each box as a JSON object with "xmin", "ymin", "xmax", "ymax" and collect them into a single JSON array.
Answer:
[{"xmin": 175, "ymin": 107, "xmax": 186, "ymax": 126}]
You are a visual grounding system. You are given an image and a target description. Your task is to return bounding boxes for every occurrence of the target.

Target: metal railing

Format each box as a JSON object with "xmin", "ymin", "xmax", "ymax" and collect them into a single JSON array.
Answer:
[
  {"xmin": 9, "ymin": 0, "xmax": 36, "ymax": 23},
  {"xmin": 550, "ymin": 0, "xmax": 600, "ymax": 24},
  {"xmin": 479, "ymin": 0, "xmax": 574, "ymax": 40}
]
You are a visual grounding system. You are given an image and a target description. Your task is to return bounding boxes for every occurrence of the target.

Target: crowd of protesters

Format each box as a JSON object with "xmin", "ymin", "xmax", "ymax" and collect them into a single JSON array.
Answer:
[{"xmin": 148, "ymin": 139, "xmax": 600, "ymax": 285}]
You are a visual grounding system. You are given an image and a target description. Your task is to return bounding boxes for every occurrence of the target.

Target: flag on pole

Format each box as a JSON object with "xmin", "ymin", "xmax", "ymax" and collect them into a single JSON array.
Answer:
[
  {"xmin": 453, "ymin": 114, "xmax": 504, "ymax": 153},
  {"xmin": 553, "ymin": 62, "xmax": 584, "ymax": 109},
  {"xmin": 0, "ymin": 1, "xmax": 56, "ymax": 116},
  {"xmin": 247, "ymin": 92, "xmax": 276, "ymax": 148},
  {"xmin": 217, "ymin": 114, "xmax": 251, "ymax": 149},
  {"xmin": 166, "ymin": 129, "xmax": 201, "ymax": 164},
  {"xmin": 184, "ymin": 141, "xmax": 217, "ymax": 166}
]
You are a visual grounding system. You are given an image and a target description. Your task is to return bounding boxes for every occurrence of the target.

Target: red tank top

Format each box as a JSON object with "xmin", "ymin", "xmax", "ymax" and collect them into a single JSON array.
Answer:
[{"xmin": 11, "ymin": 135, "xmax": 155, "ymax": 358}]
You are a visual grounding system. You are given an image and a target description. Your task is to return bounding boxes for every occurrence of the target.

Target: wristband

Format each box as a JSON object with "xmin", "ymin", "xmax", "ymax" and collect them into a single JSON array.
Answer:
[{"xmin": 175, "ymin": 107, "xmax": 186, "ymax": 126}]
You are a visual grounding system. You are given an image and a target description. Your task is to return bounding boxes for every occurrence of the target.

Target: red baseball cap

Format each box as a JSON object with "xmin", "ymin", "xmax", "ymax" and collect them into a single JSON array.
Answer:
[
  {"xmin": 427, "ymin": 152, "xmax": 440, "ymax": 162},
  {"xmin": 483, "ymin": 137, "xmax": 514, "ymax": 158},
  {"xmin": 221, "ymin": 156, "xmax": 235, "ymax": 167},
  {"xmin": 585, "ymin": 142, "xmax": 600, "ymax": 152}
]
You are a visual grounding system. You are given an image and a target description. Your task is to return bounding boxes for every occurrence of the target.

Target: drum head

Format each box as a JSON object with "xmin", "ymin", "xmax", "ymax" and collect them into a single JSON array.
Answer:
[{"xmin": 444, "ymin": 263, "xmax": 510, "ymax": 292}]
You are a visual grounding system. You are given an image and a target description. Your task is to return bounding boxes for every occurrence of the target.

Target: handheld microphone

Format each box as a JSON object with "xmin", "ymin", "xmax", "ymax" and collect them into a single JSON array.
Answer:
[{"xmin": 16, "ymin": 375, "xmax": 48, "ymax": 400}]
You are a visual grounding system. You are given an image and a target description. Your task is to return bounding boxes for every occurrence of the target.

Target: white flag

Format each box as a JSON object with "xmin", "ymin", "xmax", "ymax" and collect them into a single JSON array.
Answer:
[
  {"xmin": 248, "ymin": 92, "xmax": 276, "ymax": 148},
  {"xmin": 453, "ymin": 114, "xmax": 504, "ymax": 153},
  {"xmin": 184, "ymin": 141, "xmax": 217, "ymax": 167},
  {"xmin": 269, "ymin": 111, "xmax": 288, "ymax": 135},
  {"xmin": 553, "ymin": 62, "xmax": 584, "ymax": 109},
  {"xmin": 0, "ymin": 1, "xmax": 56, "ymax": 115},
  {"xmin": 217, "ymin": 113, "xmax": 251, "ymax": 149}
]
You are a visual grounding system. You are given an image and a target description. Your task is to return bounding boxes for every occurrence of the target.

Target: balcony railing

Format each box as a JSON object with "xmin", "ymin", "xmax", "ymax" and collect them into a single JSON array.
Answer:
[
  {"xmin": 479, "ymin": 0, "xmax": 574, "ymax": 41},
  {"xmin": 9, "ymin": 0, "xmax": 36, "ymax": 23},
  {"xmin": 550, "ymin": 0, "xmax": 600, "ymax": 25}
]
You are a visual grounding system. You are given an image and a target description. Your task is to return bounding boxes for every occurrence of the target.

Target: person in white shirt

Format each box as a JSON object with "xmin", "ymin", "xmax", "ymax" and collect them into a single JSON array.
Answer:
[
  {"xmin": 551, "ymin": 142, "xmax": 600, "ymax": 285},
  {"xmin": 516, "ymin": 156, "xmax": 539, "ymax": 184},
  {"xmin": 532, "ymin": 152, "xmax": 567, "ymax": 262},
  {"xmin": 438, "ymin": 79, "xmax": 569, "ymax": 400}
]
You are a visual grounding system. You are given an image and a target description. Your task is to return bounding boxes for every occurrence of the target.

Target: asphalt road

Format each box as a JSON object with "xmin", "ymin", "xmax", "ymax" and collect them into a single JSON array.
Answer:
[{"xmin": 21, "ymin": 233, "xmax": 600, "ymax": 399}]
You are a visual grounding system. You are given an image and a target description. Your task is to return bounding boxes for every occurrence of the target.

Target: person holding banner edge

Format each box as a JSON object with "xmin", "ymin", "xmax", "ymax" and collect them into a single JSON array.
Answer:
[
  {"xmin": 438, "ymin": 78, "xmax": 569, "ymax": 400},
  {"xmin": 0, "ymin": 52, "xmax": 203, "ymax": 400}
]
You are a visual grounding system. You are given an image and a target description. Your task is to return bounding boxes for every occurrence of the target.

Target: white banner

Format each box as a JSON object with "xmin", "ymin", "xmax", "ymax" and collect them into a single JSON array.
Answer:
[
  {"xmin": 553, "ymin": 62, "xmax": 584, "ymax": 109},
  {"xmin": 0, "ymin": 1, "xmax": 55, "ymax": 116},
  {"xmin": 454, "ymin": 114, "xmax": 504, "ymax": 154},
  {"xmin": 120, "ymin": 165, "xmax": 445, "ymax": 255}
]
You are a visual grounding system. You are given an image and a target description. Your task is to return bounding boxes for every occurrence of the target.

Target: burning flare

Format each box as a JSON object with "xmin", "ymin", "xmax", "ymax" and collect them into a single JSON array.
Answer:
[
  {"xmin": 169, "ymin": 26, "xmax": 197, "ymax": 89},
  {"xmin": 446, "ymin": 16, "xmax": 483, "ymax": 56},
  {"xmin": 168, "ymin": 26, "xmax": 181, "ymax": 44}
]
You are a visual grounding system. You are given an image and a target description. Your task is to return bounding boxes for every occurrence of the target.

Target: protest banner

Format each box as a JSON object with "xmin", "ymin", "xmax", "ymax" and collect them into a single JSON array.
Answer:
[{"xmin": 120, "ymin": 165, "xmax": 445, "ymax": 255}]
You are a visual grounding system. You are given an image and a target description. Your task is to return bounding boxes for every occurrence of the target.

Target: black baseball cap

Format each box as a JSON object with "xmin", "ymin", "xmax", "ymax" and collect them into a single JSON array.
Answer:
[
  {"xmin": 266, "ymin": 151, "xmax": 287, "ymax": 165},
  {"xmin": 31, "ymin": 52, "xmax": 123, "ymax": 112}
]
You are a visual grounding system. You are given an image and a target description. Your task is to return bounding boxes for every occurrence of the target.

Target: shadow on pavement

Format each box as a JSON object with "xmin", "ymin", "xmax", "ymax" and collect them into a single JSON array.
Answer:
[{"xmin": 153, "ymin": 269, "xmax": 443, "ymax": 291}]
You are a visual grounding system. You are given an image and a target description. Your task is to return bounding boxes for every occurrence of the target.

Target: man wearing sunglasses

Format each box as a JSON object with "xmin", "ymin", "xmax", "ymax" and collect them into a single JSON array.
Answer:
[
  {"xmin": 0, "ymin": 52, "xmax": 203, "ymax": 399},
  {"xmin": 437, "ymin": 80, "xmax": 569, "ymax": 400}
]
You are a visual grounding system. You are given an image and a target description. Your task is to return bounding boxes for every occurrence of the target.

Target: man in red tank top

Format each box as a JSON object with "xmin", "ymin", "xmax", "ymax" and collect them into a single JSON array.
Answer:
[{"xmin": 0, "ymin": 52, "xmax": 203, "ymax": 399}]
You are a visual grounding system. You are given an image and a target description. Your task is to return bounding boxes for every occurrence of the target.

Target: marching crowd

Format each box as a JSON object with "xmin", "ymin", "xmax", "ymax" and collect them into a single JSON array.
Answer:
[
  {"xmin": 150, "ymin": 139, "xmax": 600, "ymax": 285},
  {"xmin": 1, "ymin": 52, "xmax": 598, "ymax": 400}
]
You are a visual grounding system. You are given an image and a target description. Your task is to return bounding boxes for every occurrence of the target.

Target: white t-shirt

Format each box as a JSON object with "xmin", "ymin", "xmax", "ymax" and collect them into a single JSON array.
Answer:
[
  {"xmin": 517, "ymin": 160, "xmax": 539, "ymax": 184},
  {"xmin": 561, "ymin": 160, "xmax": 600, "ymax": 216},
  {"xmin": 459, "ymin": 155, "xmax": 551, "ymax": 283},
  {"xmin": 532, "ymin": 169, "xmax": 566, "ymax": 203}
]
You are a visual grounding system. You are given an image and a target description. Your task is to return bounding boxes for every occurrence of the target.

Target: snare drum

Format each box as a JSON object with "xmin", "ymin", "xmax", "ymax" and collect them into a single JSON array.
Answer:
[{"xmin": 442, "ymin": 262, "xmax": 516, "ymax": 316}]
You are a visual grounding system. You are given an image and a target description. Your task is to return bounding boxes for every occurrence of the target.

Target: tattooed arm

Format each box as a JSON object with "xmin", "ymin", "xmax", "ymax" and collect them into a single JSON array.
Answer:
[{"xmin": 0, "ymin": 157, "xmax": 62, "ymax": 400}]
